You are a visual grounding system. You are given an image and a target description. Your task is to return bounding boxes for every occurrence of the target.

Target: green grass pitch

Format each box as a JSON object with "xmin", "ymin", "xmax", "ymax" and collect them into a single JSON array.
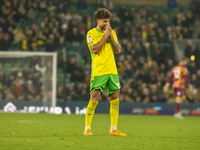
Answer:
[{"xmin": 0, "ymin": 113, "xmax": 200, "ymax": 150}]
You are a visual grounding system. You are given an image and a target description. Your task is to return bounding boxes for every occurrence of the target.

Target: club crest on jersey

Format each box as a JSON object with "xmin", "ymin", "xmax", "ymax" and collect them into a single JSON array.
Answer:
[{"xmin": 88, "ymin": 35, "xmax": 92, "ymax": 43}]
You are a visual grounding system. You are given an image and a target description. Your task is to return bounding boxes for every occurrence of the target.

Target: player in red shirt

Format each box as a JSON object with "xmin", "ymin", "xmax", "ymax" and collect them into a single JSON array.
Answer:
[{"xmin": 163, "ymin": 57, "xmax": 193, "ymax": 119}]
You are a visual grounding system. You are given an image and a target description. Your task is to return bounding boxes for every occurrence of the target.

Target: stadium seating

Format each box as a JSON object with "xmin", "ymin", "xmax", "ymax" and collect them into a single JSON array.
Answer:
[{"xmin": 0, "ymin": 0, "xmax": 199, "ymax": 102}]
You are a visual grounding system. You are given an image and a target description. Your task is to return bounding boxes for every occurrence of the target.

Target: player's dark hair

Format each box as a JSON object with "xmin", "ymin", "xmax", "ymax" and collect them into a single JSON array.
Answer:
[
  {"xmin": 94, "ymin": 8, "xmax": 112, "ymax": 20},
  {"xmin": 180, "ymin": 56, "xmax": 189, "ymax": 62}
]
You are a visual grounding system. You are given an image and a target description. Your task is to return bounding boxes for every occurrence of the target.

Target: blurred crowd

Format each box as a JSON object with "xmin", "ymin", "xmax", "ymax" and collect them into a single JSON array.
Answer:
[{"xmin": 0, "ymin": 0, "xmax": 200, "ymax": 103}]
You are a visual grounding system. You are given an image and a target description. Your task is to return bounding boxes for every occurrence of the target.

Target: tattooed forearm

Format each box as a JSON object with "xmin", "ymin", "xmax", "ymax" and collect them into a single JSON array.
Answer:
[{"xmin": 110, "ymin": 36, "xmax": 121, "ymax": 54}]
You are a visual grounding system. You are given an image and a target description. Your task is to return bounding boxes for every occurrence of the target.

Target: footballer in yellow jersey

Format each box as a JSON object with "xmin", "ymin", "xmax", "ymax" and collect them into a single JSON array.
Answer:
[
  {"xmin": 86, "ymin": 27, "xmax": 119, "ymax": 77},
  {"xmin": 84, "ymin": 8, "xmax": 127, "ymax": 136}
]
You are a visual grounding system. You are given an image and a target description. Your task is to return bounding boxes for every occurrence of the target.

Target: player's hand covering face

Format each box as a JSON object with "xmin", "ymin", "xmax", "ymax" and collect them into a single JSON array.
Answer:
[
  {"xmin": 98, "ymin": 19, "xmax": 110, "ymax": 30},
  {"xmin": 104, "ymin": 23, "xmax": 111, "ymax": 37}
]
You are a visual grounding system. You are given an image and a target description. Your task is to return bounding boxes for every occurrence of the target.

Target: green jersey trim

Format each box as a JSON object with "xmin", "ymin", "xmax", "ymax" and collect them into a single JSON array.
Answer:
[
  {"xmin": 90, "ymin": 44, "xmax": 96, "ymax": 49},
  {"xmin": 95, "ymin": 27, "xmax": 104, "ymax": 33},
  {"xmin": 91, "ymin": 50, "xmax": 94, "ymax": 77}
]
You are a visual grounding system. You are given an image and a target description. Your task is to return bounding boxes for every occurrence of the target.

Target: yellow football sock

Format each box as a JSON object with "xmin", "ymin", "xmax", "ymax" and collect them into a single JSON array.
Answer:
[
  {"xmin": 110, "ymin": 98, "xmax": 119, "ymax": 127},
  {"xmin": 85, "ymin": 100, "xmax": 98, "ymax": 128}
]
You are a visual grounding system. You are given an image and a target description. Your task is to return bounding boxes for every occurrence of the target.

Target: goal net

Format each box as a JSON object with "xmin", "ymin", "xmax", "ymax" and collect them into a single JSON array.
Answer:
[
  {"xmin": 175, "ymin": 39, "xmax": 200, "ymax": 61},
  {"xmin": 0, "ymin": 52, "xmax": 57, "ymax": 110}
]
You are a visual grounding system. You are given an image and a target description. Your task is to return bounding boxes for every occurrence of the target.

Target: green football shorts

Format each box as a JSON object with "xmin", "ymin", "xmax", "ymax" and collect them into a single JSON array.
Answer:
[{"xmin": 90, "ymin": 74, "xmax": 121, "ymax": 95}]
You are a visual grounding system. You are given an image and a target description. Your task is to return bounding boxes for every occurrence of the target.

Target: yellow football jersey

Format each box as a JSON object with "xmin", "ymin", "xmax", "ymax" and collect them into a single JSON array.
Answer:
[{"xmin": 86, "ymin": 27, "xmax": 119, "ymax": 78}]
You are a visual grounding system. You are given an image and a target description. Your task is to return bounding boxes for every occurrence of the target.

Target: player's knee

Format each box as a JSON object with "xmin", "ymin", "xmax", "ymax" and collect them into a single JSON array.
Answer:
[
  {"xmin": 90, "ymin": 90, "xmax": 101, "ymax": 101},
  {"xmin": 90, "ymin": 96, "xmax": 100, "ymax": 101},
  {"xmin": 109, "ymin": 89, "xmax": 120, "ymax": 100},
  {"xmin": 176, "ymin": 97, "xmax": 182, "ymax": 103}
]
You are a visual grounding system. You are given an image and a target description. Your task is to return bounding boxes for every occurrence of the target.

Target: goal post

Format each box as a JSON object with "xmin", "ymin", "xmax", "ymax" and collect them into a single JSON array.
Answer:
[{"xmin": 0, "ymin": 51, "xmax": 57, "ymax": 109}]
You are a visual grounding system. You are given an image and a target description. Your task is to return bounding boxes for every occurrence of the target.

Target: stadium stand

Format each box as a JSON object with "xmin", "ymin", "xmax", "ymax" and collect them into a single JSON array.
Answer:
[{"xmin": 0, "ymin": 0, "xmax": 200, "ymax": 103}]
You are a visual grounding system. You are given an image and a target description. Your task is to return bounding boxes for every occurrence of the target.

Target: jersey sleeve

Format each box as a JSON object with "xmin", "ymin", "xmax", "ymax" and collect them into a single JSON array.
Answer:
[
  {"xmin": 182, "ymin": 67, "xmax": 188, "ymax": 76},
  {"xmin": 183, "ymin": 67, "xmax": 191, "ymax": 84},
  {"xmin": 86, "ymin": 30, "xmax": 98, "ymax": 50},
  {"xmin": 111, "ymin": 30, "xmax": 119, "ymax": 44}
]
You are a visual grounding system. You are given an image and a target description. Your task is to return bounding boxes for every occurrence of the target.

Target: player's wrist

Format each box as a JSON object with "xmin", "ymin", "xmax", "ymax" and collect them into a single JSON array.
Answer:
[{"xmin": 103, "ymin": 34, "xmax": 110, "ymax": 39}]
